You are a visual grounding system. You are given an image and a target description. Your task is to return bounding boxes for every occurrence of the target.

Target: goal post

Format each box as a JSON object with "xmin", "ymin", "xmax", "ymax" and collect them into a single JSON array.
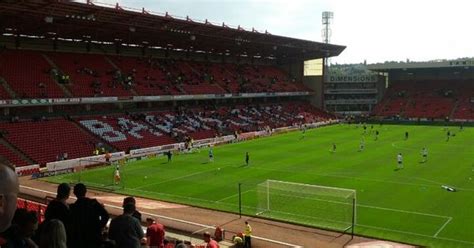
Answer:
[
  {"xmin": 72, "ymin": 158, "xmax": 125, "ymax": 191},
  {"xmin": 256, "ymin": 180, "xmax": 356, "ymax": 235}
]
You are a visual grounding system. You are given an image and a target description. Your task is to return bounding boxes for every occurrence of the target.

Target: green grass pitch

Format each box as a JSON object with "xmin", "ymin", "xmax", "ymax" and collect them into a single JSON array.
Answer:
[{"xmin": 45, "ymin": 124, "xmax": 474, "ymax": 247}]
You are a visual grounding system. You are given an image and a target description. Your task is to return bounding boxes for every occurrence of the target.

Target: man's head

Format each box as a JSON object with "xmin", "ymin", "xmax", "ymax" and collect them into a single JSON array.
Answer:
[
  {"xmin": 56, "ymin": 183, "xmax": 70, "ymax": 200},
  {"xmin": 203, "ymin": 231, "xmax": 211, "ymax": 242},
  {"xmin": 12, "ymin": 208, "xmax": 38, "ymax": 238},
  {"xmin": 146, "ymin": 217, "xmax": 155, "ymax": 226},
  {"xmin": 245, "ymin": 221, "xmax": 248, "ymax": 225},
  {"xmin": 123, "ymin": 203, "xmax": 136, "ymax": 215},
  {"xmin": 123, "ymin": 196, "xmax": 136, "ymax": 207},
  {"xmin": 0, "ymin": 162, "xmax": 19, "ymax": 232},
  {"xmin": 73, "ymin": 183, "xmax": 87, "ymax": 198}
]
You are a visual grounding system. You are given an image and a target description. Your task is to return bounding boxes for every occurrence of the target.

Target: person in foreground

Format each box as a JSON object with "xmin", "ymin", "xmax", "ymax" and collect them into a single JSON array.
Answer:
[
  {"xmin": 202, "ymin": 231, "xmax": 219, "ymax": 248},
  {"xmin": 68, "ymin": 183, "xmax": 109, "ymax": 248},
  {"xmin": 0, "ymin": 162, "xmax": 19, "ymax": 234},
  {"xmin": 108, "ymin": 203, "xmax": 144, "ymax": 248}
]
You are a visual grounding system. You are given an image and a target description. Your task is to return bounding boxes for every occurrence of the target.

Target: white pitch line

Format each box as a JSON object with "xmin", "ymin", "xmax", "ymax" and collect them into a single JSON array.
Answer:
[
  {"xmin": 434, "ymin": 217, "xmax": 452, "ymax": 237},
  {"xmin": 271, "ymin": 191, "xmax": 451, "ymax": 220},
  {"xmin": 357, "ymin": 223, "xmax": 474, "ymax": 245},
  {"xmin": 127, "ymin": 187, "xmax": 257, "ymax": 211},
  {"xmin": 132, "ymin": 164, "xmax": 234, "ymax": 190},
  {"xmin": 357, "ymin": 203, "xmax": 450, "ymax": 219},
  {"xmin": 250, "ymin": 167, "xmax": 474, "ymax": 192},
  {"xmin": 215, "ymin": 189, "xmax": 254, "ymax": 203}
]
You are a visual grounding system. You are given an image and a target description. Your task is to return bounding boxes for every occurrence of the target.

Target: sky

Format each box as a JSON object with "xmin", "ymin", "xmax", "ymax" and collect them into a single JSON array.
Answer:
[{"xmin": 85, "ymin": 0, "xmax": 474, "ymax": 64}]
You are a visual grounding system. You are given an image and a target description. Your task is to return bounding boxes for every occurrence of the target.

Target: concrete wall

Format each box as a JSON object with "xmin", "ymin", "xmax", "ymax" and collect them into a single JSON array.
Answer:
[{"xmin": 303, "ymin": 76, "xmax": 324, "ymax": 108}]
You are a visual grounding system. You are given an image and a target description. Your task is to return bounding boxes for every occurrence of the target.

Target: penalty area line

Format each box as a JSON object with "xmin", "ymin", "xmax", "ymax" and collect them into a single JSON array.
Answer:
[
  {"xmin": 434, "ymin": 217, "xmax": 452, "ymax": 238},
  {"xmin": 132, "ymin": 163, "xmax": 235, "ymax": 190},
  {"xmin": 357, "ymin": 223, "xmax": 474, "ymax": 245}
]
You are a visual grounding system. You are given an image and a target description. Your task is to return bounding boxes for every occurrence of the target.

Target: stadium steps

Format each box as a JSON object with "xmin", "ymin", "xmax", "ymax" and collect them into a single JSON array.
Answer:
[
  {"xmin": 449, "ymin": 99, "xmax": 460, "ymax": 119},
  {"xmin": 0, "ymin": 76, "xmax": 17, "ymax": 98},
  {"xmin": 104, "ymin": 56, "xmax": 139, "ymax": 96},
  {"xmin": 0, "ymin": 138, "xmax": 36, "ymax": 165},
  {"xmin": 185, "ymin": 61, "xmax": 202, "ymax": 77},
  {"xmin": 67, "ymin": 118, "xmax": 118, "ymax": 153},
  {"xmin": 41, "ymin": 54, "xmax": 73, "ymax": 98}
]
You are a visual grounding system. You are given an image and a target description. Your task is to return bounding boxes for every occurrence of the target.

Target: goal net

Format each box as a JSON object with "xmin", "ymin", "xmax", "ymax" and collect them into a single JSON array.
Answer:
[
  {"xmin": 71, "ymin": 158, "xmax": 125, "ymax": 191},
  {"xmin": 256, "ymin": 180, "xmax": 356, "ymax": 233}
]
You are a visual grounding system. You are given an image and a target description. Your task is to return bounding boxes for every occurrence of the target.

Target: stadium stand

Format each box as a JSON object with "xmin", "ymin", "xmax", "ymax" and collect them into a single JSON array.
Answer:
[
  {"xmin": 452, "ymin": 82, "xmax": 474, "ymax": 120},
  {"xmin": 77, "ymin": 114, "xmax": 175, "ymax": 152},
  {"xmin": 47, "ymin": 52, "xmax": 132, "ymax": 97},
  {"xmin": 0, "ymin": 119, "xmax": 102, "ymax": 165},
  {"xmin": 0, "ymin": 82, "xmax": 11, "ymax": 99},
  {"xmin": 372, "ymin": 81, "xmax": 468, "ymax": 119},
  {"xmin": 0, "ymin": 49, "xmax": 310, "ymax": 98},
  {"xmin": 0, "ymin": 101, "xmax": 332, "ymax": 168},
  {"xmin": 0, "ymin": 142, "xmax": 29, "ymax": 167},
  {"xmin": 108, "ymin": 56, "xmax": 179, "ymax": 96},
  {"xmin": 0, "ymin": 50, "xmax": 65, "ymax": 98},
  {"xmin": 16, "ymin": 198, "xmax": 47, "ymax": 224},
  {"xmin": 77, "ymin": 102, "xmax": 331, "ymax": 151}
]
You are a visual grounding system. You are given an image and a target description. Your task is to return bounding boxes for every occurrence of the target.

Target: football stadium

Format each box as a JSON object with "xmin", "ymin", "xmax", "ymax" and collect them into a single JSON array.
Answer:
[{"xmin": 0, "ymin": 1, "xmax": 473, "ymax": 248}]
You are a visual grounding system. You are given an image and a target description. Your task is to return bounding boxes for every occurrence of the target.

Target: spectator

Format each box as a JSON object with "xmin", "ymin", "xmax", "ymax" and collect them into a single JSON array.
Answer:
[
  {"xmin": 122, "ymin": 196, "xmax": 142, "ymax": 222},
  {"xmin": 34, "ymin": 183, "xmax": 70, "ymax": 245},
  {"xmin": 39, "ymin": 219, "xmax": 67, "ymax": 248},
  {"xmin": 232, "ymin": 235, "xmax": 243, "ymax": 247},
  {"xmin": 108, "ymin": 203, "xmax": 144, "ymax": 248},
  {"xmin": 0, "ymin": 162, "xmax": 19, "ymax": 247},
  {"xmin": 2, "ymin": 208, "xmax": 39, "ymax": 248},
  {"xmin": 146, "ymin": 217, "xmax": 165, "ymax": 248},
  {"xmin": 243, "ymin": 221, "xmax": 252, "ymax": 248},
  {"xmin": 0, "ymin": 162, "xmax": 19, "ymax": 233},
  {"xmin": 44, "ymin": 183, "xmax": 70, "ymax": 225},
  {"xmin": 202, "ymin": 231, "xmax": 219, "ymax": 248},
  {"xmin": 68, "ymin": 183, "xmax": 109, "ymax": 248}
]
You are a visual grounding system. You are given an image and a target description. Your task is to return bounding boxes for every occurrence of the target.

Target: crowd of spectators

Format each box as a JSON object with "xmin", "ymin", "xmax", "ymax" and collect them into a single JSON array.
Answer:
[{"xmin": 0, "ymin": 162, "xmax": 227, "ymax": 248}]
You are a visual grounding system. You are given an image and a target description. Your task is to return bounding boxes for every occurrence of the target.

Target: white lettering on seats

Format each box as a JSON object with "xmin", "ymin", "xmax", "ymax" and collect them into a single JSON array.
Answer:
[{"xmin": 79, "ymin": 119, "xmax": 127, "ymax": 142}]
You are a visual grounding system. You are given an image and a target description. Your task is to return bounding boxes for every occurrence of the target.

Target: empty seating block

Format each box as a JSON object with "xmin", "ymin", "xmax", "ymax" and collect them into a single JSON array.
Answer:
[
  {"xmin": 48, "ymin": 52, "xmax": 131, "ymax": 97},
  {"xmin": 1, "ymin": 50, "xmax": 311, "ymax": 98},
  {"xmin": 0, "ymin": 84, "xmax": 11, "ymax": 99},
  {"xmin": 0, "ymin": 119, "xmax": 101, "ymax": 165},
  {"xmin": 0, "ymin": 143, "xmax": 29, "ymax": 167},
  {"xmin": 373, "ymin": 81, "xmax": 467, "ymax": 119},
  {"xmin": 109, "ymin": 56, "xmax": 178, "ymax": 95},
  {"xmin": 0, "ymin": 50, "xmax": 65, "ymax": 98}
]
